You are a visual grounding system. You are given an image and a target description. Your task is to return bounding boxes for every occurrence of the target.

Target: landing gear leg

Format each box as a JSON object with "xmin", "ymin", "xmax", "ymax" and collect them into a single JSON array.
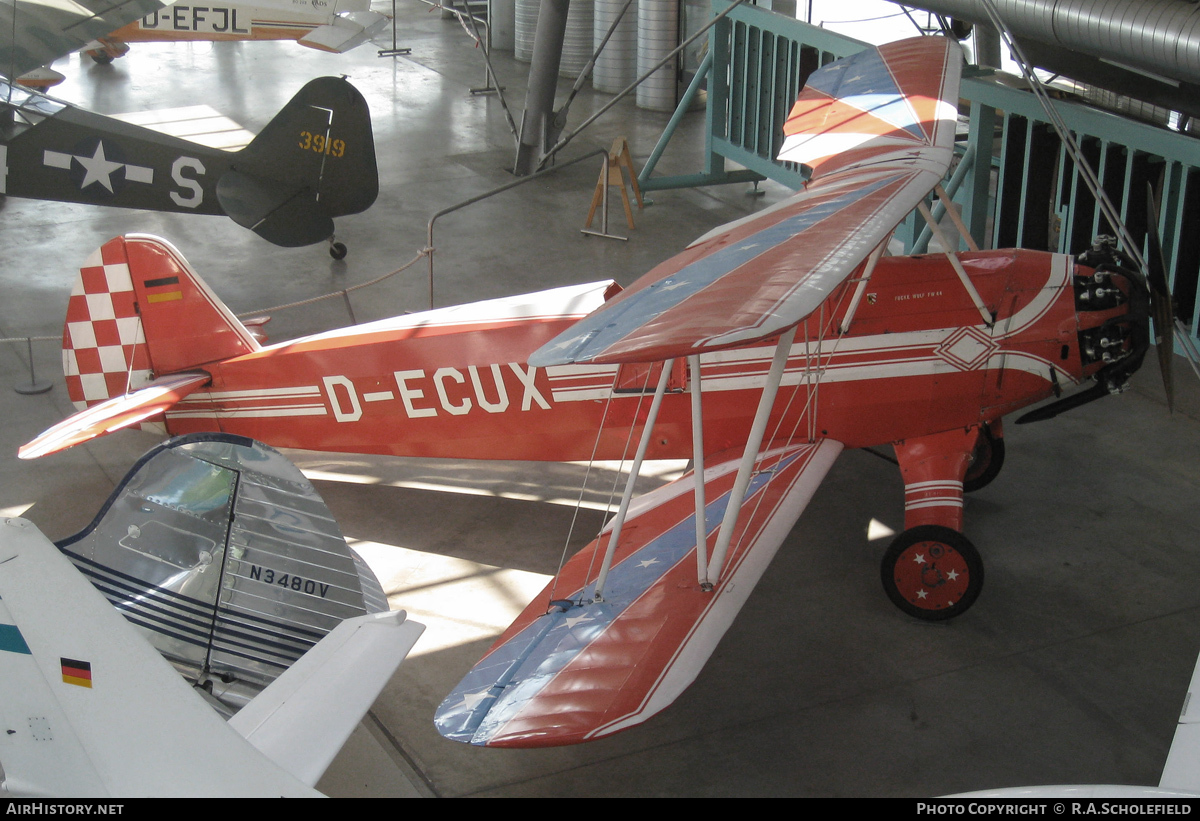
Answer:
[{"xmin": 883, "ymin": 427, "xmax": 987, "ymax": 619}]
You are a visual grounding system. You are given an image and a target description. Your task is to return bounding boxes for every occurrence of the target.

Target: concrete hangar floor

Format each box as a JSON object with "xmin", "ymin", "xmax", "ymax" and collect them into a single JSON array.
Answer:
[{"xmin": 1, "ymin": 1, "xmax": 1199, "ymax": 799}]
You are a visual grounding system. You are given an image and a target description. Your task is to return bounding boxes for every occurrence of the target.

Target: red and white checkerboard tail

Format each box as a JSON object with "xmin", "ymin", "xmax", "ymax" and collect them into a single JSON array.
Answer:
[
  {"xmin": 62, "ymin": 235, "xmax": 259, "ymax": 413},
  {"xmin": 63, "ymin": 238, "xmax": 155, "ymax": 415}
]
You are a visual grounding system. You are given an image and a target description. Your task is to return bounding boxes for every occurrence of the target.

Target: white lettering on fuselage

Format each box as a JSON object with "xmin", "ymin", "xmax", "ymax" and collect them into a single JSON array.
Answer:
[
  {"xmin": 323, "ymin": 375, "xmax": 361, "ymax": 421},
  {"xmin": 321, "ymin": 364, "xmax": 549, "ymax": 421},
  {"xmin": 170, "ymin": 157, "xmax": 205, "ymax": 208},
  {"xmin": 894, "ymin": 290, "xmax": 944, "ymax": 302}
]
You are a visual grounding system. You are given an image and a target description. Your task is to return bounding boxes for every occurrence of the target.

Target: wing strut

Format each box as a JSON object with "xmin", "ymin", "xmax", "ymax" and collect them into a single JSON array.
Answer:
[
  {"xmin": 839, "ymin": 239, "xmax": 889, "ymax": 335},
  {"xmin": 594, "ymin": 358, "xmax": 676, "ymax": 601},
  {"xmin": 706, "ymin": 325, "xmax": 797, "ymax": 583},
  {"xmin": 689, "ymin": 354, "xmax": 710, "ymax": 586},
  {"xmin": 934, "ymin": 183, "xmax": 981, "ymax": 252},
  {"xmin": 917, "ymin": 201, "xmax": 994, "ymax": 327}
]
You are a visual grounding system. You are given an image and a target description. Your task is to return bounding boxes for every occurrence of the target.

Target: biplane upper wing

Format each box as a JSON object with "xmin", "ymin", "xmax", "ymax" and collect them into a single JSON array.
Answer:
[
  {"xmin": 529, "ymin": 36, "xmax": 961, "ymax": 368},
  {"xmin": 0, "ymin": 0, "xmax": 166, "ymax": 78},
  {"xmin": 435, "ymin": 440, "xmax": 843, "ymax": 747}
]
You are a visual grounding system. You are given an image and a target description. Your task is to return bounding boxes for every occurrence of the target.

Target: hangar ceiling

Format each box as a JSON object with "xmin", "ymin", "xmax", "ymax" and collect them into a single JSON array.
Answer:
[{"xmin": 898, "ymin": 0, "xmax": 1200, "ymax": 121}]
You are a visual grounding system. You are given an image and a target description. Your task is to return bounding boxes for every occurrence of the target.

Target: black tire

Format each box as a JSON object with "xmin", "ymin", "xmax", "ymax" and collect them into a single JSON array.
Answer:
[
  {"xmin": 963, "ymin": 425, "xmax": 1005, "ymax": 493},
  {"xmin": 329, "ymin": 241, "xmax": 348, "ymax": 261},
  {"xmin": 881, "ymin": 525, "xmax": 984, "ymax": 621},
  {"xmin": 90, "ymin": 52, "xmax": 115, "ymax": 65}
]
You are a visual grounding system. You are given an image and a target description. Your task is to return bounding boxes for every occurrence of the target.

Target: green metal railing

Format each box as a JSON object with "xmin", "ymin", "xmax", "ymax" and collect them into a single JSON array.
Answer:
[{"xmin": 638, "ymin": 1, "xmax": 1200, "ymax": 345}]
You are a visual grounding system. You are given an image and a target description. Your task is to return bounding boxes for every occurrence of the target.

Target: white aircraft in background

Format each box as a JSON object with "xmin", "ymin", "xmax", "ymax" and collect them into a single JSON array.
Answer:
[
  {"xmin": 85, "ymin": 0, "xmax": 390, "ymax": 64},
  {"xmin": 0, "ymin": 515, "xmax": 423, "ymax": 797},
  {"xmin": 0, "ymin": 0, "xmax": 387, "ymax": 88}
]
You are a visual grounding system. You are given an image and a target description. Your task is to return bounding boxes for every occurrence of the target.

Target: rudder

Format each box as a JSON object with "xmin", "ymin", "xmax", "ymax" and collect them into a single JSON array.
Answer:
[{"xmin": 63, "ymin": 235, "xmax": 259, "ymax": 411}]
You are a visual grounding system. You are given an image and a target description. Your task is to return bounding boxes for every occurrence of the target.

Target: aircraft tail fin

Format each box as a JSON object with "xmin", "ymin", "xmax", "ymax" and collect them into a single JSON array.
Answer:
[
  {"xmin": 62, "ymin": 234, "xmax": 258, "ymax": 414},
  {"xmin": 219, "ymin": 76, "xmax": 378, "ymax": 247}
]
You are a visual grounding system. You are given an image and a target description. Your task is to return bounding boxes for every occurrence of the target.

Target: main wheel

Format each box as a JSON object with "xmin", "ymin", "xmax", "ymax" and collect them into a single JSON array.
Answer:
[
  {"xmin": 89, "ymin": 51, "xmax": 115, "ymax": 65},
  {"xmin": 881, "ymin": 525, "xmax": 983, "ymax": 621},
  {"xmin": 963, "ymin": 424, "xmax": 1005, "ymax": 492},
  {"xmin": 329, "ymin": 241, "xmax": 348, "ymax": 260}
]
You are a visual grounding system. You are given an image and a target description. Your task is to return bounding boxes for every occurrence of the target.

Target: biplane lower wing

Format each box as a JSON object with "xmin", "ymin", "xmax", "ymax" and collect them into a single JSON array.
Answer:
[{"xmin": 435, "ymin": 439, "xmax": 843, "ymax": 747}]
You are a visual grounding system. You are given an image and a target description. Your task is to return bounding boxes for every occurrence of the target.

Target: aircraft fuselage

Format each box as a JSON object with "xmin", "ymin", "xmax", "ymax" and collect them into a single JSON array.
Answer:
[
  {"xmin": 1, "ymin": 86, "xmax": 231, "ymax": 215},
  {"xmin": 162, "ymin": 248, "xmax": 1123, "ymax": 460}
]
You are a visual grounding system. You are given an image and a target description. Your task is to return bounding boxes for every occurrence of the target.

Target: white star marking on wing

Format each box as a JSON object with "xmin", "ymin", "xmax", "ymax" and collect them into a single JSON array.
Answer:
[
  {"xmin": 76, "ymin": 142, "xmax": 124, "ymax": 193},
  {"xmin": 637, "ymin": 558, "xmax": 660, "ymax": 568},
  {"xmin": 656, "ymin": 279, "xmax": 688, "ymax": 292},
  {"xmin": 459, "ymin": 689, "xmax": 491, "ymax": 710},
  {"xmin": 564, "ymin": 614, "xmax": 593, "ymax": 628}
]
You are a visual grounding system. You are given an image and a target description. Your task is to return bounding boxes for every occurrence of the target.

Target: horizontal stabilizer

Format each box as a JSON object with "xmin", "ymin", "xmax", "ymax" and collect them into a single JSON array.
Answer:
[
  {"xmin": 217, "ymin": 170, "xmax": 335, "ymax": 247},
  {"xmin": 229, "ymin": 609, "xmax": 424, "ymax": 787},
  {"xmin": 299, "ymin": 11, "xmax": 390, "ymax": 53},
  {"xmin": 529, "ymin": 37, "xmax": 961, "ymax": 367},
  {"xmin": 19, "ymin": 371, "xmax": 209, "ymax": 459},
  {"xmin": 0, "ymin": 517, "xmax": 318, "ymax": 797},
  {"xmin": 436, "ymin": 440, "xmax": 842, "ymax": 747},
  {"xmin": 56, "ymin": 433, "xmax": 392, "ymax": 707}
]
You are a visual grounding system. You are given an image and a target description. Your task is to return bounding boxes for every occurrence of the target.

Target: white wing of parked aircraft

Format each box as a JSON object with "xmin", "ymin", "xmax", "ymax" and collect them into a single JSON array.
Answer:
[
  {"xmin": 0, "ymin": 0, "xmax": 166, "ymax": 77},
  {"xmin": 0, "ymin": 516, "xmax": 423, "ymax": 797},
  {"xmin": 949, "ymin": 650, "xmax": 1200, "ymax": 798}
]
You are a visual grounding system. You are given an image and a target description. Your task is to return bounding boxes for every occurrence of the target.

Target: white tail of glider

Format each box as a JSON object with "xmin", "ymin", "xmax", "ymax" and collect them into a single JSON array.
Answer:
[{"xmin": 0, "ymin": 516, "xmax": 423, "ymax": 797}]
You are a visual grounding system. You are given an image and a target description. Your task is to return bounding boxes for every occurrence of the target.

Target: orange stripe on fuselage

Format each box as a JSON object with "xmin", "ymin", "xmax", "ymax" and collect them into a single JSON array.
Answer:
[{"xmin": 108, "ymin": 20, "xmax": 317, "ymax": 44}]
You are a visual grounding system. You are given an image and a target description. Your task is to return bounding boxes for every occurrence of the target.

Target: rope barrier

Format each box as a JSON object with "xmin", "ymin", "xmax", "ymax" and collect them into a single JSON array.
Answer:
[{"xmin": 233, "ymin": 247, "xmax": 432, "ymax": 319}]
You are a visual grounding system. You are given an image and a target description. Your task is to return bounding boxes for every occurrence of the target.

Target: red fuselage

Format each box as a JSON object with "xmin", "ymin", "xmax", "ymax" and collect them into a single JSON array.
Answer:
[{"xmin": 160, "ymin": 248, "xmax": 1119, "ymax": 463}]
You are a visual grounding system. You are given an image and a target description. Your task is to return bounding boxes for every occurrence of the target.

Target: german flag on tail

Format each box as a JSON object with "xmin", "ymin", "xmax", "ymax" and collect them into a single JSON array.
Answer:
[{"xmin": 61, "ymin": 657, "xmax": 92, "ymax": 688}]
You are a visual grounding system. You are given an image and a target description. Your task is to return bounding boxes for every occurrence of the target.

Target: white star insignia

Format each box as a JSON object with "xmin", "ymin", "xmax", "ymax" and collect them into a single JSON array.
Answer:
[
  {"xmin": 912, "ymin": 553, "xmax": 926, "ymax": 564},
  {"xmin": 637, "ymin": 558, "xmax": 660, "ymax": 568},
  {"xmin": 76, "ymin": 142, "xmax": 124, "ymax": 193},
  {"xmin": 946, "ymin": 569, "xmax": 958, "ymax": 582},
  {"xmin": 564, "ymin": 614, "xmax": 593, "ymax": 629},
  {"xmin": 916, "ymin": 589, "xmax": 928, "ymax": 600},
  {"xmin": 459, "ymin": 689, "xmax": 490, "ymax": 710}
]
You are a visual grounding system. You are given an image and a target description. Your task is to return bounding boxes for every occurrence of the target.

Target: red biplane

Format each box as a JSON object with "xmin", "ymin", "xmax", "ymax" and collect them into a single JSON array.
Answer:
[{"xmin": 22, "ymin": 36, "xmax": 1168, "ymax": 747}]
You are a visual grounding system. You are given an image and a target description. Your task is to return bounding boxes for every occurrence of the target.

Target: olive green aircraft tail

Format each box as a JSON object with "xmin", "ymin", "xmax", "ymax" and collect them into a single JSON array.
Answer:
[{"xmin": 217, "ymin": 77, "xmax": 379, "ymax": 248}]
